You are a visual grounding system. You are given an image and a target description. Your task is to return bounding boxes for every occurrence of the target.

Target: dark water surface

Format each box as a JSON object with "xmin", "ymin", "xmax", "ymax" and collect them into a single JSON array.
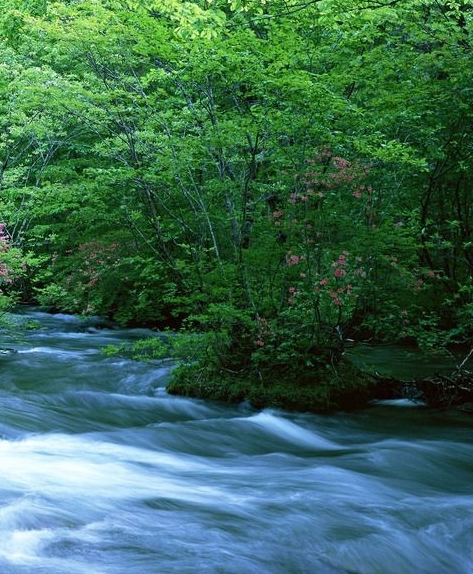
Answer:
[{"xmin": 0, "ymin": 310, "xmax": 472, "ymax": 573}]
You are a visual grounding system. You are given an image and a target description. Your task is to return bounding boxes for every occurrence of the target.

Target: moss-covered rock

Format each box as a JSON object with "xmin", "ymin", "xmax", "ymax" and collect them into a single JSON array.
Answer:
[
  {"xmin": 166, "ymin": 357, "xmax": 473, "ymax": 414},
  {"xmin": 166, "ymin": 359, "xmax": 377, "ymax": 413}
]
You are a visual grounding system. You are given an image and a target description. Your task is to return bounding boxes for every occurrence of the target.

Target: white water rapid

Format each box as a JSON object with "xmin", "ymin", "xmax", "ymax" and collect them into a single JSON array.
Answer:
[{"xmin": 0, "ymin": 310, "xmax": 472, "ymax": 573}]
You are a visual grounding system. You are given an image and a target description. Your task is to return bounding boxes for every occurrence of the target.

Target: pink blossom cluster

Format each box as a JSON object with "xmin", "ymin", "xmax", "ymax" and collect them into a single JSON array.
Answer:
[
  {"xmin": 286, "ymin": 254, "xmax": 304, "ymax": 266},
  {"xmin": 334, "ymin": 268, "xmax": 346, "ymax": 278},
  {"xmin": 315, "ymin": 276, "xmax": 354, "ymax": 307},
  {"xmin": 332, "ymin": 251, "xmax": 349, "ymax": 278},
  {"xmin": 0, "ymin": 223, "xmax": 9, "ymax": 253},
  {"xmin": 300, "ymin": 150, "xmax": 371, "ymax": 201},
  {"xmin": 0, "ymin": 264, "xmax": 11, "ymax": 282},
  {"xmin": 287, "ymin": 285, "xmax": 300, "ymax": 305},
  {"xmin": 324, "ymin": 284, "xmax": 354, "ymax": 307},
  {"xmin": 254, "ymin": 315, "xmax": 271, "ymax": 348},
  {"xmin": 77, "ymin": 241, "xmax": 121, "ymax": 287},
  {"xmin": 328, "ymin": 290, "xmax": 343, "ymax": 307},
  {"xmin": 352, "ymin": 185, "xmax": 372, "ymax": 198},
  {"xmin": 312, "ymin": 252, "xmax": 362, "ymax": 307},
  {"xmin": 407, "ymin": 268, "xmax": 442, "ymax": 293}
]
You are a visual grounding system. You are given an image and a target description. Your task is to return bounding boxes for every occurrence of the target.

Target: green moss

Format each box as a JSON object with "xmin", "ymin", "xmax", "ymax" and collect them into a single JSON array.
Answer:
[{"xmin": 166, "ymin": 359, "xmax": 376, "ymax": 413}]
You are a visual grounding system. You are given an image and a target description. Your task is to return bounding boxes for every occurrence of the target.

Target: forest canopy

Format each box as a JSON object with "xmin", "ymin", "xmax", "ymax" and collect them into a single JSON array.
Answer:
[{"xmin": 0, "ymin": 0, "xmax": 472, "ymax": 408}]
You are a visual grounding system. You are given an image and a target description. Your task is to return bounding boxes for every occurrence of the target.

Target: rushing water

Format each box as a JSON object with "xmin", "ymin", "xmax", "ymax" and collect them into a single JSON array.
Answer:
[{"xmin": 0, "ymin": 310, "xmax": 472, "ymax": 574}]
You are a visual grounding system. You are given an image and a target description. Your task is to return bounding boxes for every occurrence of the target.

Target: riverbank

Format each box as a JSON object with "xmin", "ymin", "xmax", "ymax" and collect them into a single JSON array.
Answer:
[
  {"xmin": 167, "ymin": 358, "xmax": 473, "ymax": 414},
  {"xmin": 14, "ymin": 306, "xmax": 472, "ymax": 414},
  {"xmin": 166, "ymin": 359, "xmax": 375, "ymax": 413}
]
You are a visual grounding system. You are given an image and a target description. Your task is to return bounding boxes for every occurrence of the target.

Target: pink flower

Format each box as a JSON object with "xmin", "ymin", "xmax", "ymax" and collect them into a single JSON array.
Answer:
[
  {"xmin": 332, "ymin": 157, "xmax": 350, "ymax": 169},
  {"xmin": 319, "ymin": 277, "xmax": 329, "ymax": 286},
  {"xmin": 334, "ymin": 268, "xmax": 346, "ymax": 278},
  {"xmin": 286, "ymin": 254, "xmax": 303, "ymax": 266}
]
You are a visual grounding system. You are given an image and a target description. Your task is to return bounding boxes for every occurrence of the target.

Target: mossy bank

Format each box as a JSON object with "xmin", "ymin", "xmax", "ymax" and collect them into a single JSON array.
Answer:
[
  {"xmin": 167, "ymin": 360, "xmax": 473, "ymax": 414},
  {"xmin": 166, "ymin": 359, "xmax": 378, "ymax": 413}
]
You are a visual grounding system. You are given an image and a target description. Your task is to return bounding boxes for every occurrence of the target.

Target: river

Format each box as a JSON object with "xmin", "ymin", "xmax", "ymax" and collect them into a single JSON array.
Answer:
[{"xmin": 0, "ymin": 309, "xmax": 472, "ymax": 574}]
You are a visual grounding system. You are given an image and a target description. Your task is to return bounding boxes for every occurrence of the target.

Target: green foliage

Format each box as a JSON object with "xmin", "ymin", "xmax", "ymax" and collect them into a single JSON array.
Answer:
[
  {"xmin": 102, "ymin": 330, "xmax": 211, "ymax": 366},
  {"xmin": 0, "ymin": 0, "xmax": 472, "ymax": 406},
  {"xmin": 167, "ymin": 354, "xmax": 375, "ymax": 413}
]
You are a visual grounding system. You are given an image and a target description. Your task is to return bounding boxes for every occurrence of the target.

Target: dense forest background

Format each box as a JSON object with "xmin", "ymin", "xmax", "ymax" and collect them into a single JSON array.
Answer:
[{"xmin": 0, "ymin": 0, "xmax": 472, "ymax": 406}]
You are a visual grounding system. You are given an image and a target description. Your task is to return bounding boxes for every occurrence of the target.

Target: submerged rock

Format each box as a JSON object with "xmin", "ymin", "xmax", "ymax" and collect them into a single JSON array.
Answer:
[
  {"xmin": 0, "ymin": 348, "xmax": 18, "ymax": 355},
  {"xmin": 370, "ymin": 371, "xmax": 473, "ymax": 412}
]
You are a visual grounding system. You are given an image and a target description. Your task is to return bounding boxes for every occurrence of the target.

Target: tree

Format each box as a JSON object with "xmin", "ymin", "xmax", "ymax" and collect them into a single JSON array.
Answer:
[{"xmin": 0, "ymin": 0, "xmax": 471, "ymax": 410}]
